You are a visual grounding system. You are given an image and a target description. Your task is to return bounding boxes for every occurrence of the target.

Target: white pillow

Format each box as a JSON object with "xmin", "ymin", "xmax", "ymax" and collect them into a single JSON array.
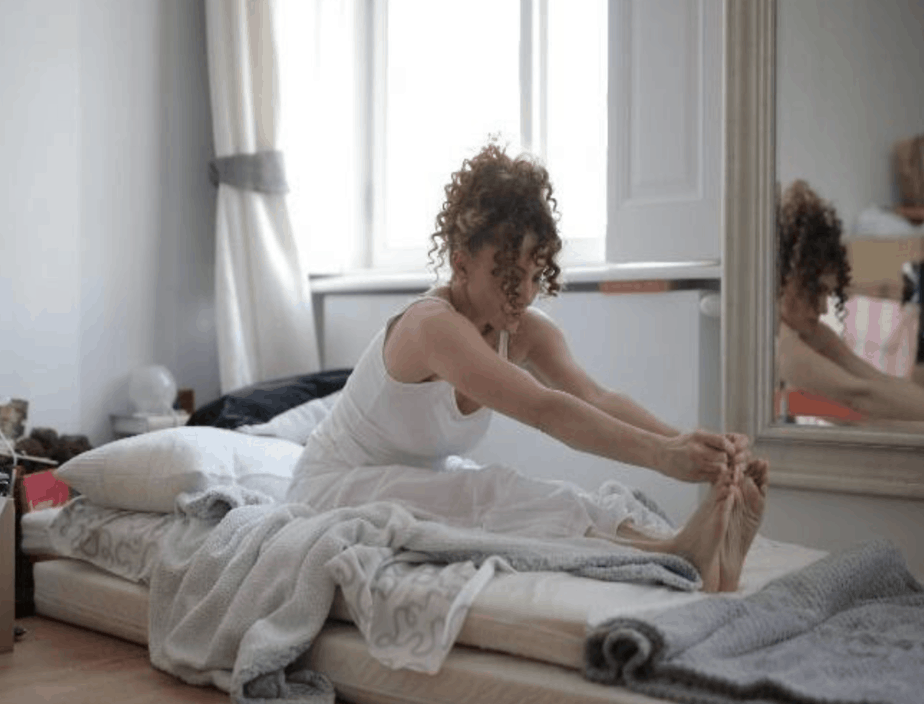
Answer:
[
  {"xmin": 54, "ymin": 426, "xmax": 305, "ymax": 513},
  {"xmin": 236, "ymin": 391, "xmax": 340, "ymax": 445}
]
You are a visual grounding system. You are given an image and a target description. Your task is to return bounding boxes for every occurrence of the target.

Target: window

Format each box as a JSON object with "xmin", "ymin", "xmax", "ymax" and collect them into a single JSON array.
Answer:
[{"xmin": 278, "ymin": 0, "xmax": 608, "ymax": 275}]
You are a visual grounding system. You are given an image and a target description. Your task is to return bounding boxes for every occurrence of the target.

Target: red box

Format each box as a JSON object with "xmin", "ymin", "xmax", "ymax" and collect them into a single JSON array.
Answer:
[{"xmin": 21, "ymin": 470, "xmax": 72, "ymax": 511}]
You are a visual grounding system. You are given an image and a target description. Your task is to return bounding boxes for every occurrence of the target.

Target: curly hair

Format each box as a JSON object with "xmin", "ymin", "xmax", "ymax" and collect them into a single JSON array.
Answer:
[
  {"xmin": 429, "ymin": 142, "xmax": 563, "ymax": 310},
  {"xmin": 777, "ymin": 179, "xmax": 852, "ymax": 323}
]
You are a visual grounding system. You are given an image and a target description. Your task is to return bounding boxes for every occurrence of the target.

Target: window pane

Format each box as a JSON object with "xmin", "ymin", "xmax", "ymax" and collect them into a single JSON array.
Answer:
[
  {"xmin": 383, "ymin": 0, "xmax": 521, "ymax": 260},
  {"xmin": 546, "ymin": 0, "xmax": 607, "ymax": 258},
  {"xmin": 278, "ymin": 0, "xmax": 360, "ymax": 273}
]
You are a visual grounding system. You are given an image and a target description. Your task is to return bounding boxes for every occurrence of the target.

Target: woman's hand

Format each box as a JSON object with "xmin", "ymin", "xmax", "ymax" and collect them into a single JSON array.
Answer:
[
  {"xmin": 658, "ymin": 430, "xmax": 737, "ymax": 484},
  {"xmin": 725, "ymin": 432, "xmax": 751, "ymax": 482}
]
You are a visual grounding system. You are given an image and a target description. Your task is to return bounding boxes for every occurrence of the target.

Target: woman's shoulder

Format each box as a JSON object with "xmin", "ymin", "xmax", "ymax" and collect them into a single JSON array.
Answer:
[
  {"xmin": 776, "ymin": 320, "xmax": 852, "ymax": 386},
  {"xmin": 518, "ymin": 305, "xmax": 561, "ymax": 337},
  {"xmin": 776, "ymin": 322, "xmax": 809, "ymax": 369},
  {"xmin": 390, "ymin": 289, "xmax": 454, "ymax": 323},
  {"xmin": 387, "ymin": 290, "xmax": 464, "ymax": 346},
  {"xmin": 407, "ymin": 287, "xmax": 456, "ymax": 317},
  {"xmin": 508, "ymin": 306, "xmax": 564, "ymax": 361}
]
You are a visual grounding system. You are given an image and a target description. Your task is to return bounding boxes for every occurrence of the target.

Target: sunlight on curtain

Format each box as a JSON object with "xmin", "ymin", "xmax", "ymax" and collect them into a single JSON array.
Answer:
[
  {"xmin": 206, "ymin": 0, "xmax": 321, "ymax": 391},
  {"xmin": 277, "ymin": 0, "xmax": 360, "ymax": 274}
]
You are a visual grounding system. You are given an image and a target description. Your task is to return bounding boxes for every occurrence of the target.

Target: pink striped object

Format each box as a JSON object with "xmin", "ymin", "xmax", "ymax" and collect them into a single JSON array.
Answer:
[{"xmin": 841, "ymin": 296, "xmax": 919, "ymax": 378}]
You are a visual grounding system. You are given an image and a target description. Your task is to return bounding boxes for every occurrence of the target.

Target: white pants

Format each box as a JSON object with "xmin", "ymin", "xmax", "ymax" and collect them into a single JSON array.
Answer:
[{"xmin": 286, "ymin": 457, "xmax": 675, "ymax": 541}]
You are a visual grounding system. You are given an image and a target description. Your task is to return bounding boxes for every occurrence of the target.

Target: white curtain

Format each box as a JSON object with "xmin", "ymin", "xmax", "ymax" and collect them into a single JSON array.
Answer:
[{"xmin": 205, "ymin": 0, "xmax": 320, "ymax": 393}]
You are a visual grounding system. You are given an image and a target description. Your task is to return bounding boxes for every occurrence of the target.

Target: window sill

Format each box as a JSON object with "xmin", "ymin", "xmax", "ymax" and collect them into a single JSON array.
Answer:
[{"xmin": 309, "ymin": 260, "xmax": 722, "ymax": 295}]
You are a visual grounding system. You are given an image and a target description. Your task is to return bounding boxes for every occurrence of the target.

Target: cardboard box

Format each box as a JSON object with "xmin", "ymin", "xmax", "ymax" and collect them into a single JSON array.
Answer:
[
  {"xmin": 0, "ymin": 497, "xmax": 14, "ymax": 653},
  {"xmin": 845, "ymin": 236, "xmax": 924, "ymax": 301}
]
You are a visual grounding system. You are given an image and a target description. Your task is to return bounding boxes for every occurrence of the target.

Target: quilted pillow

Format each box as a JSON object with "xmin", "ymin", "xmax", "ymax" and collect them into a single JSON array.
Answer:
[{"xmin": 54, "ymin": 426, "xmax": 304, "ymax": 513}]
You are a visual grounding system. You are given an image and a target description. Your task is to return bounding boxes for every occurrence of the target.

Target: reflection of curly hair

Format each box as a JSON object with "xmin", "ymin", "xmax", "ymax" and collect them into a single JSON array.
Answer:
[
  {"xmin": 777, "ymin": 180, "xmax": 852, "ymax": 322},
  {"xmin": 429, "ymin": 142, "xmax": 563, "ymax": 309}
]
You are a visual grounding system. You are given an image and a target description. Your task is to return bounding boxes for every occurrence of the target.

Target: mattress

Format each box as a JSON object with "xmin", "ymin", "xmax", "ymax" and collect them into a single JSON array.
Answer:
[
  {"xmin": 24, "ymin": 504, "xmax": 827, "ymax": 675},
  {"xmin": 33, "ymin": 558, "xmax": 149, "ymax": 645},
  {"xmin": 32, "ymin": 558, "xmax": 657, "ymax": 704},
  {"xmin": 309, "ymin": 623, "xmax": 664, "ymax": 704},
  {"xmin": 19, "ymin": 505, "xmax": 59, "ymax": 555}
]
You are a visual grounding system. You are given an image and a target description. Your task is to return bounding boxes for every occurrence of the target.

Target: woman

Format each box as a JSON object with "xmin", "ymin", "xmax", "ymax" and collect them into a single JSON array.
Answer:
[
  {"xmin": 288, "ymin": 143, "xmax": 766, "ymax": 592},
  {"xmin": 776, "ymin": 179, "xmax": 924, "ymax": 425}
]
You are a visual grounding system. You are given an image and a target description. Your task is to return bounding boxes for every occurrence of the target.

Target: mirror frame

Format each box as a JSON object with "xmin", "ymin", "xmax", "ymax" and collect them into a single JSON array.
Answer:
[{"xmin": 723, "ymin": 0, "xmax": 924, "ymax": 500}]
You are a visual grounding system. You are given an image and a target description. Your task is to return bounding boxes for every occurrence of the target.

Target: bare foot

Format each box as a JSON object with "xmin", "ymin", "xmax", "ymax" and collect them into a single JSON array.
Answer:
[
  {"xmin": 601, "ymin": 476, "xmax": 738, "ymax": 593},
  {"xmin": 664, "ymin": 480, "xmax": 734, "ymax": 592},
  {"xmin": 717, "ymin": 459, "xmax": 768, "ymax": 592}
]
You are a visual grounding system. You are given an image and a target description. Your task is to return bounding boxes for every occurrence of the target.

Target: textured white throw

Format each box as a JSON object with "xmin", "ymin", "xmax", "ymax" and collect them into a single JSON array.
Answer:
[
  {"xmin": 149, "ymin": 499, "xmax": 416, "ymax": 702},
  {"xmin": 148, "ymin": 488, "xmax": 699, "ymax": 704},
  {"xmin": 327, "ymin": 547, "xmax": 513, "ymax": 673}
]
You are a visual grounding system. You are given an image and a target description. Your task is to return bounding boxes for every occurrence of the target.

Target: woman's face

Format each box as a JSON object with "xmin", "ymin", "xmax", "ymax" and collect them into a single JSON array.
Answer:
[
  {"xmin": 456, "ymin": 234, "xmax": 545, "ymax": 334},
  {"xmin": 780, "ymin": 271, "xmax": 838, "ymax": 334}
]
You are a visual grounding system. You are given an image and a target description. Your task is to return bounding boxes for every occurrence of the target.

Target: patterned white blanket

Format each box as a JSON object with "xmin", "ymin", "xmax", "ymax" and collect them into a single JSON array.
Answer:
[{"xmin": 148, "ymin": 486, "xmax": 700, "ymax": 704}]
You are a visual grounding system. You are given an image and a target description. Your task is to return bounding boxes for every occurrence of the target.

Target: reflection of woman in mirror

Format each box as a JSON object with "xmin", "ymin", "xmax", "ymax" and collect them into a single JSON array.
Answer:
[{"xmin": 776, "ymin": 180, "xmax": 924, "ymax": 425}]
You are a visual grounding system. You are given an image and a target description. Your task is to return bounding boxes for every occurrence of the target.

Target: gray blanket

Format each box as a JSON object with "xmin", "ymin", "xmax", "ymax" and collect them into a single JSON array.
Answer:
[
  {"xmin": 585, "ymin": 539, "xmax": 924, "ymax": 704},
  {"xmin": 149, "ymin": 488, "xmax": 700, "ymax": 704}
]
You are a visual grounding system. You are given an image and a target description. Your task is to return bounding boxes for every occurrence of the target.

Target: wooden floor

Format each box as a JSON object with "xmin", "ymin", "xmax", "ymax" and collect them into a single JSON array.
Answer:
[{"xmin": 0, "ymin": 616, "xmax": 233, "ymax": 704}]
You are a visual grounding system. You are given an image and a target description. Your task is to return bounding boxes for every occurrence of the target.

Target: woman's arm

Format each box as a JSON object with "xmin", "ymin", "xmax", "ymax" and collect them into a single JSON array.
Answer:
[
  {"xmin": 799, "ymin": 320, "xmax": 891, "ymax": 382},
  {"xmin": 521, "ymin": 309, "xmax": 681, "ymax": 436},
  {"xmin": 418, "ymin": 307, "xmax": 732, "ymax": 482},
  {"xmin": 778, "ymin": 322, "xmax": 924, "ymax": 421},
  {"xmin": 521, "ymin": 309, "xmax": 752, "ymax": 474}
]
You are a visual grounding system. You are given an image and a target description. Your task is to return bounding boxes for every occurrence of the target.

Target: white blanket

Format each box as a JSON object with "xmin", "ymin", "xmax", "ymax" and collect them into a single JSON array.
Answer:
[
  {"xmin": 149, "ymin": 488, "xmax": 700, "ymax": 704},
  {"xmin": 327, "ymin": 547, "xmax": 513, "ymax": 673}
]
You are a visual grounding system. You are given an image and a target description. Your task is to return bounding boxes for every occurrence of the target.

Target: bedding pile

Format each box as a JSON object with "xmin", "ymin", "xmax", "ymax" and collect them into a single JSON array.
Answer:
[
  {"xmin": 45, "ymin": 385, "xmax": 924, "ymax": 704},
  {"xmin": 48, "ymin": 395, "xmax": 701, "ymax": 704},
  {"xmin": 148, "ymin": 483, "xmax": 700, "ymax": 704},
  {"xmin": 586, "ymin": 539, "xmax": 924, "ymax": 704}
]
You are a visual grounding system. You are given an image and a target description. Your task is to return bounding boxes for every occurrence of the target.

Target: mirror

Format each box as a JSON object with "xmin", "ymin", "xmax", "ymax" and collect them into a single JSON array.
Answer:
[
  {"xmin": 723, "ymin": 0, "xmax": 924, "ymax": 500},
  {"xmin": 774, "ymin": 0, "xmax": 924, "ymax": 433}
]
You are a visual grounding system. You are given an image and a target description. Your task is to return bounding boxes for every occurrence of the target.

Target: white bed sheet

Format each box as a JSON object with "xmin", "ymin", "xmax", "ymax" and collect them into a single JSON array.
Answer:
[{"xmin": 449, "ymin": 535, "xmax": 826, "ymax": 670}]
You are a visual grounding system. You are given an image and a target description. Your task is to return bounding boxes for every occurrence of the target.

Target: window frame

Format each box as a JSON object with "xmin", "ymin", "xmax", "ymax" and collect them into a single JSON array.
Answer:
[{"xmin": 353, "ymin": 0, "xmax": 606, "ymax": 274}]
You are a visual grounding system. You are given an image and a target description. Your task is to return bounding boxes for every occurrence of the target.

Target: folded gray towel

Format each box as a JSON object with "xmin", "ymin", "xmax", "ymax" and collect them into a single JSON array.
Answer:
[{"xmin": 585, "ymin": 539, "xmax": 924, "ymax": 704}]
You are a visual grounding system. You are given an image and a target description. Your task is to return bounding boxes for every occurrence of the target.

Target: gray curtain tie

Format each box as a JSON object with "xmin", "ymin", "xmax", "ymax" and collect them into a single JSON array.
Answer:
[{"xmin": 208, "ymin": 150, "xmax": 289, "ymax": 194}]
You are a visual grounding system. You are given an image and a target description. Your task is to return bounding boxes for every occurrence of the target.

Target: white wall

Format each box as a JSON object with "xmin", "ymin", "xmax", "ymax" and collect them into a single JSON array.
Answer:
[
  {"xmin": 770, "ymin": 0, "xmax": 924, "ymax": 579},
  {"xmin": 777, "ymin": 0, "xmax": 924, "ymax": 231},
  {"xmin": 0, "ymin": 0, "xmax": 217, "ymax": 445},
  {"xmin": 1, "ymin": 2, "xmax": 82, "ymax": 433}
]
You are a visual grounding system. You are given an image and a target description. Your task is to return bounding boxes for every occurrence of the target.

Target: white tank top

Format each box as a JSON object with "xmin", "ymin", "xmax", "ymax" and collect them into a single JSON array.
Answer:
[{"xmin": 301, "ymin": 297, "xmax": 508, "ymax": 470}]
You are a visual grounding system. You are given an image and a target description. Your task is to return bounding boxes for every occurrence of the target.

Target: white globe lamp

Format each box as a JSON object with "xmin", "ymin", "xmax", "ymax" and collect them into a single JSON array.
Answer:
[{"xmin": 128, "ymin": 365, "xmax": 177, "ymax": 415}]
